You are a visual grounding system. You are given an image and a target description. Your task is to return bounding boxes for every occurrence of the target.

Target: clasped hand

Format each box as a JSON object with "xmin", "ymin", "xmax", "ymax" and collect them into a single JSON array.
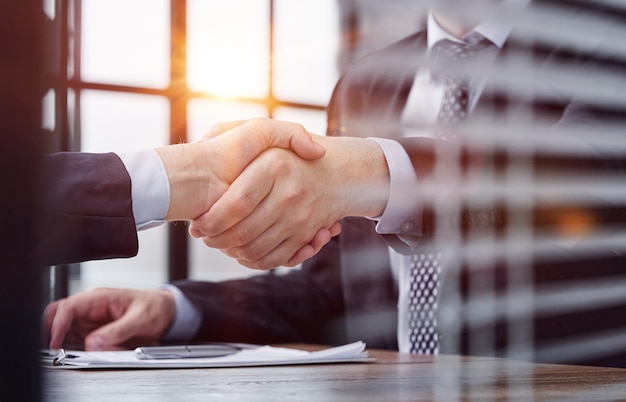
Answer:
[
  {"xmin": 169, "ymin": 117, "xmax": 389, "ymax": 270},
  {"xmin": 159, "ymin": 117, "xmax": 344, "ymax": 269},
  {"xmin": 43, "ymin": 119, "xmax": 391, "ymax": 351}
]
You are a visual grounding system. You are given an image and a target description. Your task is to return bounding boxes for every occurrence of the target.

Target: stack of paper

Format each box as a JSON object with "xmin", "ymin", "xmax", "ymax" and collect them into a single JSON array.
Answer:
[{"xmin": 41, "ymin": 341, "xmax": 371, "ymax": 370}]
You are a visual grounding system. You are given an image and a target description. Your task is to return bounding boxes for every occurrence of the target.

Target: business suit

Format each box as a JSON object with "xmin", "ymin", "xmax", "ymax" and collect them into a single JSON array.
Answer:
[
  {"xmin": 335, "ymin": 20, "xmax": 626, "ymax": 366},
  {"xmin": 175, "ymin": 4, "xmax": 626, "ymax": 367},
  {"xmin": 38, "ymin": 152, "xmax": 138, "ymax": 266}
]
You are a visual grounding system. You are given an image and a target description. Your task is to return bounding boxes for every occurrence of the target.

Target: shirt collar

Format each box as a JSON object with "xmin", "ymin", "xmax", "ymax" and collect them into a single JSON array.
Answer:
[{"xmin": 427, "ymin": 0, "xmax": 530, "ymax": 50}]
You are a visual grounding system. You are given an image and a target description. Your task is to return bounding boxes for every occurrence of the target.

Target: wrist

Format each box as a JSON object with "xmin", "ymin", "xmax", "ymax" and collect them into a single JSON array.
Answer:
[
  {"xmin": 158, "ymin": 285, "xmax": 201, "ymax": 341},
  {"xmin": 155, "ymin": 288, "xmax": 176, "ymax": 318},
  {"xmin": 320, "ymin": 136, "xmax": 390, "ymax": 219},
  {"xmin": 155, "ymin": 143, "xmax": 217, "ymax": 221},
  {"xmin": 148, "ymin": 288, "xmax": 178, "ymax": 338}
]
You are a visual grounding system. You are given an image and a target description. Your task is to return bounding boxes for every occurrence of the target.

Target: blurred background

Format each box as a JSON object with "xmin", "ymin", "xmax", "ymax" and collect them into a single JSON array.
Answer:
[
  {"xmin": 0, "ymin": 0, "xmax": 622, "ymax": 400},
  {"xmin": 36, "ymin": 0, "xmax": 626, "ymax": 367},
  {"xmin": 42, "ymin": 0, "xmax": 427, "ymax": 296}
]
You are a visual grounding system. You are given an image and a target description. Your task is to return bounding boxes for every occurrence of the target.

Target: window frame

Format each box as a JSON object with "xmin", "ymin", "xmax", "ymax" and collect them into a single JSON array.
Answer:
[{"xmin": 52, "ymin": 0, "xmax": 327, "ymax": 298}]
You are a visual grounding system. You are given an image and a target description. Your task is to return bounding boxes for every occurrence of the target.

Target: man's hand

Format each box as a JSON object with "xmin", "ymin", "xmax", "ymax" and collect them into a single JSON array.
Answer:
[
  {"xmin": 156, "ymin": 118, "xmax": 338, "ymax": 265},
  {"xmin": 190, "ymin": 134, "xmax": 391, "ymax": 269},
  {"xmin": 43, "ymin": 288, "xmax": 175, "ymax": 351},
  {"xmin": 155, "ymin": 117, "xmax": 326, "ymax": 222}
]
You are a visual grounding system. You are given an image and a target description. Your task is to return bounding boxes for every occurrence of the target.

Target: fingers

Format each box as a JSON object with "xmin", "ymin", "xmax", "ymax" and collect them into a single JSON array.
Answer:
[
  {"xmin": 83, "ymin": 289, "xmax": 175, "ymax": 350},
  {"xmin": 199, "ymin": 184, "xmax": 305, "ymax": 265},
  {"xmin": 221, "ymin": 222, "xmax": 338, "ymax": 270},
  {"xmin": 83, "ymin": 305, "xmax": 148, "ymax": 350},
  {"xmin": 162, "ymin": 118, "xmax": 327, "ymax": 224},
  {"xmin": 286, "ymin": 223, "xmax": 341, "ymax": 267},
  {"xmin": 190, "ymin": 127, "xmax": 346, "ymax": 269},
  {"xmin": 327, "ymin": 221, "xmax": 343, "ymax": 238},
  {"xmin": 42, "ymin": 301, "xmax": 60, "ymax": 347},
  {"xmin": 192, "ymin": 147, "xmax": 307, "ymax": 242},
  {"xmin": 46, "ymin": 290, "xmax": 101, "ymax": 349},
  {"xmin": 189, "ymin": 160, "xmax": 275, "ymax": 238},
  {"xmin": 212, "ymin": 118, "xmax": 325, "ymax": 164},
  {"xmin": 191, "ymin": 145, "xmax": 341, "ymax": 269},
  {"xmin": 200, "ymin": 120, "xmax": 248, "ymax": 141},
  {"xmin": 85, "ymin": 289, "xmax": 176, "ymax": 350},
  {"xmin": 262, "ymin": 222, "xmax": 341, "ymax": 268},
  {"xmin": 196, "ymin": 204, "xmax": 278, "ymax": 252},
  {"xmin": 43, "ymin": 288, "xmax": 175, "ymax": 351}
]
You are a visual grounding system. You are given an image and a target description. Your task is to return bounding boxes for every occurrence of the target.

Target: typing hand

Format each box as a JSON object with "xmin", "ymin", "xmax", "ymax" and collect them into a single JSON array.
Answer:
[
  {"xmin": 190, "ymin": 134, "xmax": 390, "ymax": 270},
  {"xmin": 43, "ymin": 288, "xmax": 175, "ymax": 351}
]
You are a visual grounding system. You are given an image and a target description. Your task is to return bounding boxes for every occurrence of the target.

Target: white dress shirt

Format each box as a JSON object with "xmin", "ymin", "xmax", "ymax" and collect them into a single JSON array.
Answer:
[
  {"xmin": 116, "ymin": 149, "xmax": 169, "ymax": 230},
  {"xmin": 386, "ymin": 6, "xmax": 521, "ymax": 353}
]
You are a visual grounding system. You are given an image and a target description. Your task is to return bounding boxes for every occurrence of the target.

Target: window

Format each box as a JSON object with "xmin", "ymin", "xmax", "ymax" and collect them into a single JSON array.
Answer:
[{"xmin": 52, "ymin": 0, "xmax": 340, "ymax": 294}]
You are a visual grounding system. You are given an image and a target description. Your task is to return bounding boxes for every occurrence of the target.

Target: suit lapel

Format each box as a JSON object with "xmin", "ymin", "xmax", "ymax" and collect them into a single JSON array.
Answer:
[
  {"xmin": 327, "ymin": 31, "xmax": 427, "ymax": 139},
  {"xmin": 326, "ymin": 33, "xmax": 429, "ymax": 349}
]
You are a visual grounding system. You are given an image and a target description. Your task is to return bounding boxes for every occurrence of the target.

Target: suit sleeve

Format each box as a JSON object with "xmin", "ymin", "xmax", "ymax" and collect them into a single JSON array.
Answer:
[
  {"xmin": 36, "ymin": 152, "xmax": 138, "ymax": 266},
  {"xmin": 171, "ymin": 234, "xmax": 347, "ymax": 345}
]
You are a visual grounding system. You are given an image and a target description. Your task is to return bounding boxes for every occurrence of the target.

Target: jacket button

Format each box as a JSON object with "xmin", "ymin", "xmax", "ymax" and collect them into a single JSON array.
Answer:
[{"xmin": 401, "ymin": 221, "xmax": 414, "ymax": 232}]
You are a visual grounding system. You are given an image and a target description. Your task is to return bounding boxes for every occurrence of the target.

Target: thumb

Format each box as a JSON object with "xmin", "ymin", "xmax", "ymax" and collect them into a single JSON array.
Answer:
[
  {"xmin": 215, "ymin": 118, "xmax": 326, "ymax": 162},
  {"xmin": 200, "ymin": 120, "xmax": 248, "ymax": 141}
]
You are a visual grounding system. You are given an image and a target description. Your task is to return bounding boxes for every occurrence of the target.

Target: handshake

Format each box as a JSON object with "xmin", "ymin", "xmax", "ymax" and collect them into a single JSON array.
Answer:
[
  {"xmin": 41, "ymin": 117, "xmax": 392, "ymax": 351},
  {"xmin": 156, "ymin": 117, "xmax": 390, "ymax": 269}
]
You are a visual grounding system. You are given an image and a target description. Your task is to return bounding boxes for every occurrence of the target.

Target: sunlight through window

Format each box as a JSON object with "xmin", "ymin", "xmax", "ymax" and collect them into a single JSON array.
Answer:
[
  {"xmin": 82, "ymin": 0, "xmax": 169, "ymax": 88},
  {"xmin": 187, "ymin": 0, "xmax": 269, "ymax": 98}
]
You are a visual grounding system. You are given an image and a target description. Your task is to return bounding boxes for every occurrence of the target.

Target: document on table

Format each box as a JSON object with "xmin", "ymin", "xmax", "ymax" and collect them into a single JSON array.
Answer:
[{"xmin": 41, "ymin": 341, "xmax": 371, "ymax": 370}]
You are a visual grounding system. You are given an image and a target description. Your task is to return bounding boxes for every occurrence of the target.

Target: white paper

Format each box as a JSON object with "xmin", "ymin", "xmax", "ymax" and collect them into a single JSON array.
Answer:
[{"xmin": 41, "ymin": 341, "xmax": 371, "ymax": 370}]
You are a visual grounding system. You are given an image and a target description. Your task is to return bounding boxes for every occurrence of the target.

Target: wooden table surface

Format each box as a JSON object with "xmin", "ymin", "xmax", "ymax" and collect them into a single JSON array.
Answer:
[{"xmin": 43, "ymin": 345, "xmax": 626, "ymax": 401}]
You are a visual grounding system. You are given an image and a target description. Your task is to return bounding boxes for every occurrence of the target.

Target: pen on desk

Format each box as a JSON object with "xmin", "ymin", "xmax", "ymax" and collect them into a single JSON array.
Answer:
[{"xmin": 134, "ymin": 344, "xmax": 240, "ymax": 360}]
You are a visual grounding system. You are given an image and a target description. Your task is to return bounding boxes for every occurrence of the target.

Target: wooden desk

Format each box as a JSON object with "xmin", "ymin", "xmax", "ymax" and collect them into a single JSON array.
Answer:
[{"xmin": 43, "ymin": 346, "xmax": 626, "ymax": 401}]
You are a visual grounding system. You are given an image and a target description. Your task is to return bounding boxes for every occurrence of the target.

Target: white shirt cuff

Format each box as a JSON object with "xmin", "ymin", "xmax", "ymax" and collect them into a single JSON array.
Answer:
[
  {"xmin": 159, "ymin": 284, "xmax": 202, "ymax": 342},
  {"xmin": 116, "ymin": 149, "xmax": 169, "ymax": 230},
  {"xmin": 369, "ymin": 138, "xmax": 423, "ymax": 236}
]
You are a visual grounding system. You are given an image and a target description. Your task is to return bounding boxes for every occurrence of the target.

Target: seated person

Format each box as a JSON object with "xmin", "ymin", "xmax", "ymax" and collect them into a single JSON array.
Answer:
[
  {"xmin": 38, "ymin": 119, "xmax": 334, "ymax": 267},
  {"xmin": 45, "ymin": 0, "xmax": 626, "ymax": 368}
]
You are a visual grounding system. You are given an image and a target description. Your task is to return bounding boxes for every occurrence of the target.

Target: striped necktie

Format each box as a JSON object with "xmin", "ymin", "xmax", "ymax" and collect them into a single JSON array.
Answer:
[{"xmin": 432, "ymin": 38, "xmax": 490, "ymax": 139}]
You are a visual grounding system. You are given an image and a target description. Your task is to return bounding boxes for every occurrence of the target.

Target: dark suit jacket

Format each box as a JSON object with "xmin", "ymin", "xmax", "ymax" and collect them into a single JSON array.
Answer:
[
  {"xmin": 37, "ymin": 152, "xmax": 138, "ymax": 266},
  {"xmin": 176, "ymin": 6, "xmax": 626, "ymax": 367},
  {"xmin": 175, "ymin": 217, "xmax": 398, "ymax": 349}
]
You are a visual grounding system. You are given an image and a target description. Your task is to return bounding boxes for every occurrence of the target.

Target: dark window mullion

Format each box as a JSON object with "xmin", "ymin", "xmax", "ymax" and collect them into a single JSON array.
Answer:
[
  {"xmin": 268, "ymin": 0, "xmax": 275, "ymax": 118},
  {"xmin": 52, "ymin": 0, "xmax": 73, "ymax": 301},
  {"xmin": 168, "ymin": 0, "xmax": 189, "ymax": 281},
  {"xmin": 70, "ymin": 0, "xmax": 82, "ymax": 152},
  {"xmin": 62, "ymin": 0, "xmax": 328, "ymax": 290}
]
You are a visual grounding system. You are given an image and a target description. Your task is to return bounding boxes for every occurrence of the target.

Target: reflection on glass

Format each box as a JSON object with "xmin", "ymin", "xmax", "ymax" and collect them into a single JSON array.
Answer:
[
  {"xmin": 273, "ymin": 0, "xmax": 339, "ymax": 105},
  {"xmin": 82, "ymin": 0, "xmax": 169, "ymax": 88},
  {"xmin": 81, "ymin": 90, "xmax": 169, "ymax": 152},
  {"xmin": 43, "ymin": 0, "xmax": 55, "ymax": 19},
  {"xmin": 42, "ymin": 89, "xmax": 55, "ymax": 131},
  {"xmin": 187, "ymin": 98, "xmax": 267, "ymax": 142},
  {"xmin": 188, "ymin": 0, "xmax": 269, "ymax": 98}
]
